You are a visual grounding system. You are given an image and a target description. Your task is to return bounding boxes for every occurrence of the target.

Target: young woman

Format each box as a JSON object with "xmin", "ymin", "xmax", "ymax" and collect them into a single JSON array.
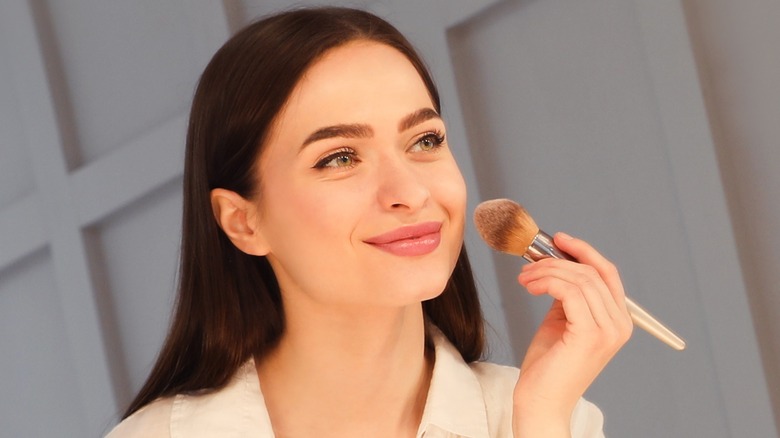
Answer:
[{"xmin": 108, "ymin": 7, "xmax": 631, "ymax": 437}]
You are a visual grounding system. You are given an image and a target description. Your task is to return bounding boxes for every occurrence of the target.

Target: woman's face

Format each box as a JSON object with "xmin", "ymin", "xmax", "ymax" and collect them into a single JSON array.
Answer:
[{"xmin": 253, "ymin": 41, "xmax": 466, "ymax": 309}]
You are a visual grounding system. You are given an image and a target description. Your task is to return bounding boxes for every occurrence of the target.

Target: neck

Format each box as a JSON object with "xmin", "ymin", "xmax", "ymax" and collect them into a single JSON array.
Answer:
[{"xmin": 256, "ymin": 301, "xmax": 432, "ymax": 438}]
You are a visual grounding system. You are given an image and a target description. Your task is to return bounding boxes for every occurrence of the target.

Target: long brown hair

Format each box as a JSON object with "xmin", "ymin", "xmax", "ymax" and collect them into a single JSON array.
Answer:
[{"xmin": 124, "ymin": 6, "xmax": 484, "ymax": 418}]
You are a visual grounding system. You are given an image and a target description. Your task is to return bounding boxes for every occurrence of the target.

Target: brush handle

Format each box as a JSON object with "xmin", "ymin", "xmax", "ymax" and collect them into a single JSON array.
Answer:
[
  {"xmin": 625, "ymin": 298, "xmax": 686, "ymax": 350},
  {"xmin": 524, "ymin": 231, "xmax": 686, "ymax": 351}
]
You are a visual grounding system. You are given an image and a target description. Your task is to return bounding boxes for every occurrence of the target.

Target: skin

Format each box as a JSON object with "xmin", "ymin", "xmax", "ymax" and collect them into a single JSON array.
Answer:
[
  {"xmin": 213, "ymin": 40, "xmax": 465, "ymax": 437},
  {"xmin": 211, "ymin": 40, "xmax": 632, "ymax": 437},
  {"xmin": 515, "ymin": 233, "xmax": 632, "ymax": 436}
]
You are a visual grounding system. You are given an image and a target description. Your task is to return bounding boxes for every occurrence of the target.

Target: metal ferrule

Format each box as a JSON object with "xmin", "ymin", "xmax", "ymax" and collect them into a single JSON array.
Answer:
[
  {"xmin": 523, "ymin": 230, "xmax": 575, "ymax": 262},
  {"xmin": 523, "ymin": 229, "xmax": 687, "ymax": 350}
]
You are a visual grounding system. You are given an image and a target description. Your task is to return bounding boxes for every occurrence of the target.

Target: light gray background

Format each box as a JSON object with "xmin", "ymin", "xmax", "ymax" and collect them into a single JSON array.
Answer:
[{"xmin": 0, "ymin": 0, "xmax": 777, "ymax": 437}]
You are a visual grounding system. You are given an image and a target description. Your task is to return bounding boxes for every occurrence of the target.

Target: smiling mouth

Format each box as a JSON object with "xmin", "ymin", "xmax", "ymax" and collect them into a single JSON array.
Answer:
[{"xmin": 364, "ymin": 222, "xmax": 442, "ymax": 256}]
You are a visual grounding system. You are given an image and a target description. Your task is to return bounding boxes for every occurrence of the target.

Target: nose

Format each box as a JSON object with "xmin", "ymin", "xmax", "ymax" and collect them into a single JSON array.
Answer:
[{"xmin": 375, "ymin": 154, "xmax": 430, "ymax": 212}]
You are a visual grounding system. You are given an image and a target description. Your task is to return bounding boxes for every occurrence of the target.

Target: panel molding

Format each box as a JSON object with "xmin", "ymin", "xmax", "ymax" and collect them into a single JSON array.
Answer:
[
  {"xmin": 633, "ymin": 0, "xmax": 776, "ymax": 435},
  {"xmin": 0, "ymin": 193, "xmax": 46, "ymax": 272},
  {"xmin": 0, "ymin": 0, "xmax": 231, "ymax": 434},
  {"xmin": 0, "ymin": 1, "xmax": 116, "ymax": 433},
  {"xmin": 71, "ymin": 114, "xmax": 187, "ymax": 227}
]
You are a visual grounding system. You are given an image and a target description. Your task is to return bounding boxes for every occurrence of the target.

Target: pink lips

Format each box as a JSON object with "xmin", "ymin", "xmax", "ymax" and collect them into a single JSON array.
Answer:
[{"xmin": 364, "ymin": 221, "xmax": 442, "ymax": 256}]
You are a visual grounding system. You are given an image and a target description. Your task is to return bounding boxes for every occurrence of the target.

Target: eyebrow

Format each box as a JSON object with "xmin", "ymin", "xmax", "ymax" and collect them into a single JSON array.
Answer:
[
  {"xmin": 398, "ymin": 108, "xmax": 441, "ymax": 132},
  {"xmin": 302, "ymin": 124, "xmax": 373, "ymax": 147},
  {"xmin": 300, "ymin": 107, "xmax": 441, "ymax": 149}
]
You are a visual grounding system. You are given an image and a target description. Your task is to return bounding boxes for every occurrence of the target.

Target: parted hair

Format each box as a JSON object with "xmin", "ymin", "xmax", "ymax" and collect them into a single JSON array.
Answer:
[{"xmin": 124, "ymin": 6, "xmax": 485, "ymax": 419}]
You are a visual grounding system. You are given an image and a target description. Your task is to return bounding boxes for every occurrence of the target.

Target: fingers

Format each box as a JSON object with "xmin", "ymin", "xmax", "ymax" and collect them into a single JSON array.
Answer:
[
  {"xmin": 521, "ymin": 273, "xmax": 602, "ymax": 330},
  {"xmin": 519, "ymin": 260, "xmax": 621, "ymax": 329},
  {"xmin": 553, "ymin": 232, "xmax": 629, "ymax": 314},
  {"xmin": 512, "ymin": 233, "xmax": 632, "ymax": 427},
  {"xmin": 517, "ymin": 232, "xmax": 633, "ymax": 344}
]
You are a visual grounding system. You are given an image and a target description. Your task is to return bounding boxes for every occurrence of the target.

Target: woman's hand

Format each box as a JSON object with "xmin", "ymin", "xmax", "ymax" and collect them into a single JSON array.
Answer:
[{"xmin": 512, "ymin": 233, "xmax": 633, "ymax": 437}]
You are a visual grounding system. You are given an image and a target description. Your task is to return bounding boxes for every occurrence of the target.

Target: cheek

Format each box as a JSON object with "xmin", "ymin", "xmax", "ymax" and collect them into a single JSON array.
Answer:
[
  {"xmin": 260, "ymin": 171, "xmax": 364, "ymax": 251},
  {"xmin": 268, "ymin": 189, "xmax": 334, "ymax": 239},
  {"xmin": 431, "ymin": 160, "xmax": 467, "ymax": 223}
]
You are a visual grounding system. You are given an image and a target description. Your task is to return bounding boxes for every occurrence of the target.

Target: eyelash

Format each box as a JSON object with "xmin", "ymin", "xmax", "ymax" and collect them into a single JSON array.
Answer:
[
  {"xmin": 411, "ymin": 130, "xmax": 446, "ymax": 153},
  {"xmin": 313, "ymin": 147, "xmax": 358, "ymax": 169},
  {"xmin": 312, "ymin": 130, "xmax": 446, "ymax": 170}
]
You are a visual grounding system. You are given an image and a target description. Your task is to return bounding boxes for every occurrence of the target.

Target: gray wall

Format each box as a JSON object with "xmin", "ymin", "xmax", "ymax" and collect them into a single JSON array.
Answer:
[
  {"xmin": 0, "ymin": 1, "xmax": 777, "ymax": 436},
  {"xmin": 683, "ymin": 0, "xmax": 780, "ymax": 428}
]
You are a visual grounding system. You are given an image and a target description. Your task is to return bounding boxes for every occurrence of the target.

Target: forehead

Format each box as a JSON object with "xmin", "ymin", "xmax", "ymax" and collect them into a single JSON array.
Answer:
[
  {"xmin": 301, "ymin": 39, "xmax": 421, "ymax": 86},
  {"xmin": 282, "ymin": 41, "xmax": 432, "ymax": 117}
]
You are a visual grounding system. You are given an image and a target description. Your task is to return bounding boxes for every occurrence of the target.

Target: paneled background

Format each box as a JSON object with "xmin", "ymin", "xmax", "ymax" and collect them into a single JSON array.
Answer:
[{"xmin": 0, "ymin": 1, "xmax": 777, "ymax": 436}]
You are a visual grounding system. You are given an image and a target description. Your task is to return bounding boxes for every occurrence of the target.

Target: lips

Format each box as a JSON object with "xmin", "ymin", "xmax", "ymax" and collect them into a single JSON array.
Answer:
[{"xmin": 364, "ymin": 221, "xmax": 442, "ymax": 256}]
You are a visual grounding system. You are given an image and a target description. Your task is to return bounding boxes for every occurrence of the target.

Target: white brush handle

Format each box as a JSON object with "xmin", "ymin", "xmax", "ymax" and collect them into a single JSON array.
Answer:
[
  {"xmin": 525, "ymin": 231, "xmax": 686, "ymax": 351},
  {"xmin": 625, "ymin": 298, "xmax": 685, "ymax": 350}
]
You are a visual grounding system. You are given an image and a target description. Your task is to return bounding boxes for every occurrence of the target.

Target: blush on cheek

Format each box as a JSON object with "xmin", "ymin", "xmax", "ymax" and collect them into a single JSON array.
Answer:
[{"xmin": 435, "ymin": 168, "xmax": 467, "ymax": 216}]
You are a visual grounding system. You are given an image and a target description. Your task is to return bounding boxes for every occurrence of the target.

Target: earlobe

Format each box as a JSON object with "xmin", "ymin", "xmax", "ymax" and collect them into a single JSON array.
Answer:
[{"xmin": 210, "ymin": 188, "xmax": 270, "ymax": 256}]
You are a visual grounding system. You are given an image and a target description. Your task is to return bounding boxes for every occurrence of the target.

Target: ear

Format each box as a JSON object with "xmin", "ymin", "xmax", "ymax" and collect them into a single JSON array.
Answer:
[{"xmin": 210, "ymin": 188, "xmax": 270, "ymax": 256}]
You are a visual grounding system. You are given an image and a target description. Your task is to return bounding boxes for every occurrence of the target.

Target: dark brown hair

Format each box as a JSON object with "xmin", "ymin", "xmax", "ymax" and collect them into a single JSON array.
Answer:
[{"xmin": 124, "ymin": 6, "xmax": 484, "ymax": 418}]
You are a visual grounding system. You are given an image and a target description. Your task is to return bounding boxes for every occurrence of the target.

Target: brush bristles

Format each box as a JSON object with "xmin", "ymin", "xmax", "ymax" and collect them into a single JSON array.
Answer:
[{"xmin": 473, "ymin": 199, "xmax": 539, "ymax": 257}]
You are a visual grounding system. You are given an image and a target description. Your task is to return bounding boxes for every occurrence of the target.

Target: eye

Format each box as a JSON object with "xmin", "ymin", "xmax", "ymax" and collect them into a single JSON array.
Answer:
[
  {"xmin": 313, "ymin": 147, "xmax": 359, "ymax": 169},
  {"xmin": 410, "ymin": 132, "xmax": 445, "ymax": 153}
]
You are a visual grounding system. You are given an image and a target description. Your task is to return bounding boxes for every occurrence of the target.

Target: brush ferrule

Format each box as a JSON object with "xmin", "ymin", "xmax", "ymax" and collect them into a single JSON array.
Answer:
[{"xmin": 523, "ymin": 230, "xmax": 576, "ymax": 262}]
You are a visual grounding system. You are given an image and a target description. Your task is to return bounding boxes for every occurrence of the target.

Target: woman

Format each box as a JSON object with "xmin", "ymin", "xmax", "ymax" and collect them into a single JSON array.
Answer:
[{"xmin": 109, "ymin": 6, "xmax": 631, "ymax": 437}]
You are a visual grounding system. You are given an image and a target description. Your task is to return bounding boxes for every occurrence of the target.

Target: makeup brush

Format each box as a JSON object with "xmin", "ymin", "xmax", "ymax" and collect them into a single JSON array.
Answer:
[{"xmin": 474, "ymin": 198, "xmax": 686, "ymax": 351}]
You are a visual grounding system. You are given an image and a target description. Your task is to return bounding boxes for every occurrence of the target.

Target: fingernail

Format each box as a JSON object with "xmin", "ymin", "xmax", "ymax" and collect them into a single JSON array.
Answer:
[{"xmin": 558, "ymin": 232, "xmax": 574, "ymax": 240}]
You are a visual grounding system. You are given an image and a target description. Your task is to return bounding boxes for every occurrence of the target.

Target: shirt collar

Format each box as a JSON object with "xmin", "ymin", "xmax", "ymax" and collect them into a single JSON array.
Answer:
[
  {"xmin": 417, "ymin": 327, "xmax": 490, "ymax": 437},
  {"xmin": 170, "ymin": 359, "xmax": 275, "ymax": 437},
  {"xmin": 170, "ymin": 328, "xmax": 490, "ymax": 438}
]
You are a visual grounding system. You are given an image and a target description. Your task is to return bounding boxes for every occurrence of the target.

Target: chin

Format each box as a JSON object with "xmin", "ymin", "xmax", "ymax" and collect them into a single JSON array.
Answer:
[
  {"xmin": 393, "ymin": 270, "xmax": 454, "ymax": 305},
  {"xmin": 360, "ymin": 245, "xmax": 461, "ymax": 306}
]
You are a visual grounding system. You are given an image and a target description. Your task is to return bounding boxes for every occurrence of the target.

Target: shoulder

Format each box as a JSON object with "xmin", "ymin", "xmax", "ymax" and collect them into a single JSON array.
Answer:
[
  {"xmin": 469, "ymin": 361, "xmax": 605, "ymax": 437},
  {"xmin": 105, "ymin": 398, "xmax": 173, "ymax": 438},
  {"xmin": 469, "ymin": 361, "xmax": 518, "ymax": 436},
  {"xmin": 470, "ymin": 360, "xmax": 520, "ymax": 393},
  {"xmin": 570, "ymin": 396, "xmax": 605, "ymax": 437},
  {"xmin": 105, "ymin": 360, "xmax": 273, "ymax": 437}
]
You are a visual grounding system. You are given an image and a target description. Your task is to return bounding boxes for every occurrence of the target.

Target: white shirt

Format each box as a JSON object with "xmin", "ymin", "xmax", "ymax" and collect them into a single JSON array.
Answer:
[{"xmin": 107, "ymin": 330, "xmax": 604, "ymax": 437}]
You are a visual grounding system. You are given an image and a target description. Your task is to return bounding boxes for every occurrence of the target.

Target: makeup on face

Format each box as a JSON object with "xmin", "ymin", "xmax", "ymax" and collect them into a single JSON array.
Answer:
[
  {"xmin": 253, "ymin": 41, "xmax": 467, "ymax": 307},
  {"xmin": 364, "ymin": 221, "xmax": 442, "ymax": 257}
]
